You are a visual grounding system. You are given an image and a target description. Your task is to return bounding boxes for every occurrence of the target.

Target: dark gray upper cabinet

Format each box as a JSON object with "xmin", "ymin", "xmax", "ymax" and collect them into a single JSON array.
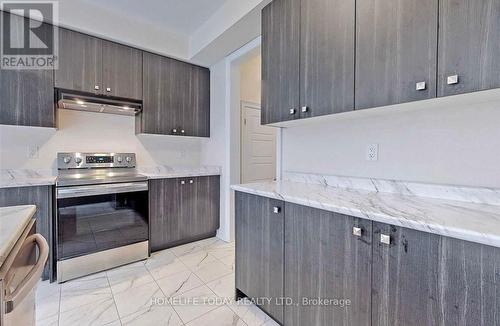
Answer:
[
  {"xmin": 149, "ymin": 176, "xmax": 219, "ymax": 251},
  {"xmin": 261, "ymin": 0, "xmax": 301, "ymax": 124},
  {"xmin": 183, "ymin": 65, "xmax": 210, "ymax": 137},
  {"xmin": 140, "ymin": 52, "xmax": 210, "ymax": 137},
  {"xmin": 262, "ymin": 0, "xmax": 500, "ymax": 121},
  {"xmin": 355, "ymin": 0, "xmax": 438, "ymax": 110},
  {"xmin": 0, "ymin": 12, "xmax": 55, "ymax": 128},
  {"xmin": 56, "ymin": 29, "xmax": 143, "ymax": 100},
  {"xmin": 140, "ymin": 52, "xmax": 180, "ymax": 135},
  {"xmin": 55, "ymin": 28, "xmax": 102, "ymax": 94},
  {"xmin": 285, "ymin": 203, "xmax": 372, "ymax": 326},
  {"xmin": 372, "ymin": 222, "xmax": 500, "ymax": 326},
  {"xmin": 102, "ymin": 40, "xmax": 142, "ymax": 100},
  {"xmin": 261, "ymin": 0, "xmax": 354, "ymax": 123},
  {"xmin": 235, "ymin": 192, "xmax": 284, "ymax": 323},
  {"xmin": 438, "ymin": 0, "xmax": 500, "ymax": 96},
  {"xmin": 300, "ymin": 0, "xmax": 355, "ymax": 118}
]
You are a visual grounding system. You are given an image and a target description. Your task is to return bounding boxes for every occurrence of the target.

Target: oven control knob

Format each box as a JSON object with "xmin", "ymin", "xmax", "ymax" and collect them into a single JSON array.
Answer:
[
  {"xmin": 74, "ymin": 157, "xmax": 82, "ymax": 164},
  {"xmin": 63, "ymin": 156, "xmax": 71, "ymax": 164},
  {"xmin": 116, "ymin": 156, "xmax": 123, "ymax": 163},
  {"xmin": 125, "ymin": 156, "xmax": 132, "ymax": 163}
]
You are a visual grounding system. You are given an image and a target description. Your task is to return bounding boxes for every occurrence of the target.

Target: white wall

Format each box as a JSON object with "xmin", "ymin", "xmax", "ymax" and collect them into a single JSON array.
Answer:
[
  {"xmin": 240, "ymin": 53, "xmax": 261, "ymax": 104},
  {"xmin": 200, "ymin": 38, "xmax": 262, "ymax": 242},
  {"xmin": 0, "ymin": 110, "xmax": 204, "ymax": 170},
  {"xmin": 57, "ymin": 0, "xmax": 189, "ymax": 60},
  {"xmin": 282, "ymin": 90, "xmax": 500, "ymax": 188},
  {"xmin": 201, "ymin": 59, "xmax": 230, "ymax": 241}
]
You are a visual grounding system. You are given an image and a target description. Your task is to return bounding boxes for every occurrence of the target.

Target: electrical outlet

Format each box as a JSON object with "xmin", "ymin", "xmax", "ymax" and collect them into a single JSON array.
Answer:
[
  {"xmin": 366, "ymin": 144, "xmax": 379, "ymax": 161},
  {"xmin": 27, "ymin": 145, "xmax": 39, "ymax": 159}
]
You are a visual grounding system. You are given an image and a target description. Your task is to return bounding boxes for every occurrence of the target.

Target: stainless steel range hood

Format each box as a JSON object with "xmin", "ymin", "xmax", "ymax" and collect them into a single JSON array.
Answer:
[{"xmin": 56, "ymin": 91, "xmax": 142, "ymax": 116}]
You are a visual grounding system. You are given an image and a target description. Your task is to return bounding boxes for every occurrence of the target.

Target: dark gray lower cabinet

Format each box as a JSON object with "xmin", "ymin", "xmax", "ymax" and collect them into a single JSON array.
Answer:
[
  {"xmin": 149, "ymin": 178, "xmax": 182, "ymax": 250},
  {"xmin": 372, "ymin": 222, "xmax": 500, "ymax": 326},
  {"xmin": 372, "ymin": 223, "xmax": 441, "ymax": 325},
  {"xmin": 438, "ymin": 237, "xmax": 500, "ymax": 325},
  {"xmin": 0, "ymin": 186, "xmax": 53, "ymax": 281},
  {"xmin": 189, "ymin": 175, "xmax": 220, "ymax": 238},
  {"xmin": 285, "ymin": 203, "xmax": 372, "ymax": 326},
  {"xmin": 235, "ymin": 192, "xmax": 500, "ymax": 325},
  {"xmin": 149, "ymin": 176, "xmax": 219, "ymax": 251},
  {"xmin": 235, "ymin": 192, "xmax": 284, "ymax": 323}
]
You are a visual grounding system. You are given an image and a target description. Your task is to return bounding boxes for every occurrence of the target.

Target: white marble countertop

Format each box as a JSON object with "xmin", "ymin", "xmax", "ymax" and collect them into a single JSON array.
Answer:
[
  {"xmin": 0, "ymin": 205, "xmax": 36, "ymax": 268},
  {"xmin": 138, "ymin": 165, "xmax": 221, "ymax": 179},
  {"xmin": 0, "ymin": 169, "xmax": 57, "ymax": 188},
  {"xmin": 231, "ymin": 180, "xmax": 500, "ymax": 248},
  {"xmin": 0, "ymin": 166, "xmax": 221, "ymax": 189}
]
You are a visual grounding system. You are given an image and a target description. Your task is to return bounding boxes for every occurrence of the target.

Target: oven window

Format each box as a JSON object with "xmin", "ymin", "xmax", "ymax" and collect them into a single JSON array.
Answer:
[{"xmin": 57, "ymin": 191, "xmax": 148, "ymax": 260}]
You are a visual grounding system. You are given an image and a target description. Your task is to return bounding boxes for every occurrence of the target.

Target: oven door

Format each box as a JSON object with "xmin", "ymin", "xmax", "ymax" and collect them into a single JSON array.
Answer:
[{"xmin": 56, "ymin": 182, "xmax": 148, "ymax": 261}]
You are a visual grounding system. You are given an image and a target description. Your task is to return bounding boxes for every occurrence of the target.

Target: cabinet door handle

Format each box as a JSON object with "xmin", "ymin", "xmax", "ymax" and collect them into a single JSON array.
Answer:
[
  {"xmin": 415, "ymin": 81, "xmax": 426, "ymax": 91},
  {"xmin": 94, "ymin": 85, "xmax": 100, "ymax": 90},
  {"xmin": 106, "ymin": 87, "xmax": 112, "ymax": 92},
  {"xmin": 352, "ymin": 227, "xmax": 362, "ymax": 237},
  {"xmin": 181, "ymin": 129, "xmax": 185, "ymax": 134},
  {"xmin": 273, "ymin": 206, "xmax": 281, "ymax": 214},
  {"xmin": 301, "ymin": 106, "xmax": 309, "ymax": 113},
  {"xmin": 180, "ymin": 180, "xmax": 186, "ymax": 185},
  {"xmin": 189, "ymin": 179, "xmax": 194, "ymax": 184},
  {"xmin": 172, "ymin": 128, "xmax": 178, "ymax": 134},
  {"xmin": 447, "ymin": 75, "xmax": 459, "ymax": 85},
  {"xmin": 380, "ymin": 234, "xmax": 391, "ymax": 245},
  {"xmin": 289, "ymin": 108, "xmax": 296, "ymax": 115}
]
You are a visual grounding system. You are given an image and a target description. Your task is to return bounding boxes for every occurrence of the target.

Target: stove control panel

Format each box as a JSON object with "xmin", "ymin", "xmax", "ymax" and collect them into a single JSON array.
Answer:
[{"xmin": 57, "ymin": 153, "xmax": 136, "ymax": 170}]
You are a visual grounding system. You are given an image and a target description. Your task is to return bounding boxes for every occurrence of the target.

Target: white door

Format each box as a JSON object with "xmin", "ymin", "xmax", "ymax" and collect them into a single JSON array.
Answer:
[{"xmin": 241, "ymin": 104, "xmax": 277, "ymax": 183}]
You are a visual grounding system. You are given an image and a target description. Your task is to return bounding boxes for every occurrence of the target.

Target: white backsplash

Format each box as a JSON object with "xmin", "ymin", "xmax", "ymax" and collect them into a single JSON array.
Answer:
[
  {"xmin": 0, "ymin": 109, "xmax": 204, "ymax": 170},
  {"xmin": 283, "ymin": 171, "xmax": 500, "ymax": 206}
]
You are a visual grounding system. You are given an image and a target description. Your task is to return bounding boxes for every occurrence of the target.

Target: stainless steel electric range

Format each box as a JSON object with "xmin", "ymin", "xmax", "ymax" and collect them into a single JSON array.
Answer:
[{"xmin": 55, "ymin": 152, "xmax": 149, "ymax": 282}]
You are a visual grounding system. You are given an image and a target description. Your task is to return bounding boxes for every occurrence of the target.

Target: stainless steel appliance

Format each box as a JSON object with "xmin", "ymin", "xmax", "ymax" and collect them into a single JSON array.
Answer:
[
  {"xmin": 56, "ymin": 90, "xmax": 142, "ymax": 116},
  {"xmin": 55, "ymin": 152, "xmax": 149, "ymax": 282},
  {"xmin": 1, "ymin": 218, "xmax": 49, "ymax": 326}
]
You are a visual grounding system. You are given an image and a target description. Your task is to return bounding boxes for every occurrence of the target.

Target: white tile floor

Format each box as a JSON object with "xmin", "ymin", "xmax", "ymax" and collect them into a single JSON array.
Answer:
[{"xmin": 36, "ymin": 238, "xmax": 278, "ymax": 326}]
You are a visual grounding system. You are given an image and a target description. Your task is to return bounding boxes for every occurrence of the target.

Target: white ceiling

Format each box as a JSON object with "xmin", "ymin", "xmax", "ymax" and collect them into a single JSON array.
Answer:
[{"xmin": 84, "ymin": 0, "xmax": 228, "ymax": 36}]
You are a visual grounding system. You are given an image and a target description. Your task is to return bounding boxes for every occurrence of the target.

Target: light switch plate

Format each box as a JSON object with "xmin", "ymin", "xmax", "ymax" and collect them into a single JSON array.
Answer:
[{"xmin": 366, "ymin": 144, "xmax": 379, "ymax": 161}]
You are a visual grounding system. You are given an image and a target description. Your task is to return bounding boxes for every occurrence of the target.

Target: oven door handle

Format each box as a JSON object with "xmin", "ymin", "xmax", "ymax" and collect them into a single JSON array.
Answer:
[{"xmin": 57, "ymin": 181, "xmax": 148, "ymax": 198}]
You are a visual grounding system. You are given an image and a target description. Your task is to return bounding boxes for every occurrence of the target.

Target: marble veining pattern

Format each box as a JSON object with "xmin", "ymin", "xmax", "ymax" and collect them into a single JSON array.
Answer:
[
  {"xmin": 36, "ymin": 238, "xmax": 277, "ymax": 326},
  {"xmin": 0, "ymin": 205, "xmax": 36, "ymax": 267},
  {"xmin": 0, "ymin": 166, "xmax": 221, "ymax": 189},
  {"xmin": 231, "ymin": 180, "xmax": 500, "ymax": 248},
  {"xmin": 0, "ymin": 169, "xmax": 57, "ymax": 188},
  {"xmin": 283, "ymin": 171, "xmax": 500, "ymax": 206},
  {"xmin": 139, "ymin": 165, "xmax": 221, "ymax": 179}
]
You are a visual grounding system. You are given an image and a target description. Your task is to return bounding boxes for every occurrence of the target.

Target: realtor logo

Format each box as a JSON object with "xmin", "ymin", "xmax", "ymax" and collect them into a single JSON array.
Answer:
[{"xmin": 1, "ymin": 1, "xmax": 58, "ymax": 69}]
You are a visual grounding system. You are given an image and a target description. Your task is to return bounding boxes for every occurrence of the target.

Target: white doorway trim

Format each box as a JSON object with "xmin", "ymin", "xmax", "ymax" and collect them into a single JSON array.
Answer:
[{"xmin": 218, "ymin": 35, "xmax": 282, "ymax": 242}]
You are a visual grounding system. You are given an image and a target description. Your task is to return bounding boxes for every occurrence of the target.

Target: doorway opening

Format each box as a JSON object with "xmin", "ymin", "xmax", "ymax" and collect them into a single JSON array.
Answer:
[
  {"xmin": 220, "ymin": 36, "xmax": 281, "ymax": 241},
  {"xmin": 239, "ymin": 53, "xmax": 277, "ymax": 184}
]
